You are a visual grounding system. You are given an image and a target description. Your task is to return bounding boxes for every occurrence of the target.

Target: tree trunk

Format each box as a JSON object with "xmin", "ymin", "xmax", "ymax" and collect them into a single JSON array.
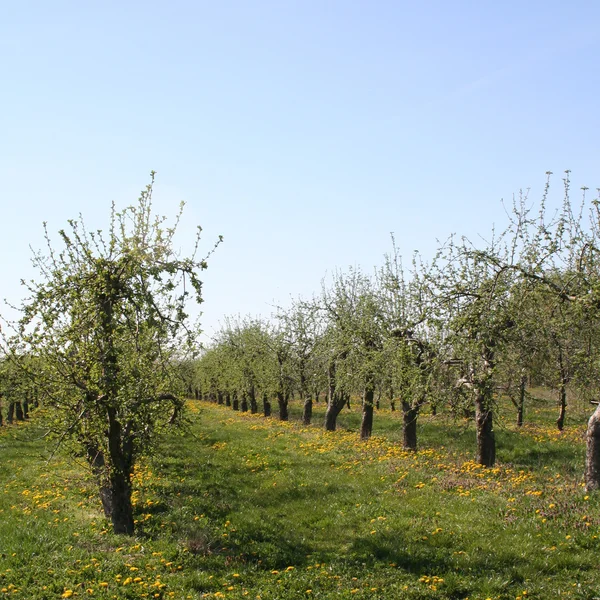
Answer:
[
  {"xmin": 106, "ymin": 409, "xmax": 134, "ymax": 535},
  {"xmin": 225, "ymin": 392, "xmax": 231, "ymax": 407},
  {"xmin": 402, "ymin": 400, "xmax": 419, "ymax": 451},
  {"xmin": 325, "ymin": 394, "xmax": 347, "ymax": 431},
  {"xmin": 390, "ymin": 400, "xmax": 395, "ymax": 412},
  {"xmin": 7, "ymin": 402, "xmax": 15, "ymax": 424},
  {"xmin": 475, "ymin": 391, "xmax": 495, "ymax": 467},
  {"xmin": 15, "ymin": 401, "xmax": 24, "ymax": 421},
  {"xmin": 557, "ymin": 378, "xmax": 567, "ymax": 431},
  {"xmin": 249, "ymin": 387, "xmax": 258, "ymax": 414},
  {"xmin": 325, "ymin": 359, "xmax": 347, "ymax": 431},
  {"xmin": 302, "ymin": 397, "xmax": 313, "ymax": 425},
  {"xmin": 110, "ymin": 470, "xmax": 134, "ymax": 534},
  {"xmin": 86, "ymin": 445, "xmax": 113, "ymax": 519},
  {"xmin": 217, "ymin": 391, "xmax": 224, "ymax": 405},
  {"xmin": 585, "ymin": 404, "xmax": 600, "ymax": 491},
  {"xmin": 277, "ymin": 391, "xmax": 288, "ymax": 421},
  {"xmin": 23, "ymin": 393, "xmax": 29, "ymax": 419},
  {"xmin": 263, "ymin": 392, "xmax": 271, "ymax": 417},
  {"xmin": 556, "ymin": 345, "xmax": 568, "ymax": 431},
  {"xmin": 517, "ymin": 375, "xmax": 526, "ymax": 427},
  {"xmin": 360, "ymin": 387, "xmax": 374, "ymax": 440},
  {"xmin": 240, "ymin": 393, "xmax": 248, "ymax": 412}
]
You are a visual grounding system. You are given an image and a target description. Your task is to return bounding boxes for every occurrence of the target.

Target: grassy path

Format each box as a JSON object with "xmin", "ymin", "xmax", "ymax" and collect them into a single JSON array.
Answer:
[{"xmin": 0, "ymin": 401, "xmax": 598, "ymax": 599}]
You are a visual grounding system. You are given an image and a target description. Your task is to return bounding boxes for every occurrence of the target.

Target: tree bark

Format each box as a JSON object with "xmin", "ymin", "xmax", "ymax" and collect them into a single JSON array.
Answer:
[
  {"xmin": 240, "ymin": 393, "xmax": 248, "ymax": 412},
  {"xmin": 7, "ymin": 402, "xmax": 15, "ymax": 424},
  {"xmin": 263, "ymin": 392, "xmax": 271, "ymax": 417},
  {"xmin": 106, "ymin": 408, "xmax": 134, "ymax": 535},
  {"xmin": 516, "ymin": 374, "xmax": 526, "ymax": 427},
  {"xmin": 556, "ymin": 344, "xmax": 568, "ymax": 431},
  {"xmin": 402, "ymin": 400, "xmax": 419, "ymax": 451},
  {"xmin": 225, "ymin": 392, "xmax": 231, "ymax": 407},
  {"xmin": 585, "ymin": 404, "xmax": 600, "ymax": 491},
  {"xmin": 277, "ymin": 391, "xmax": 288, "ymax": 421},
  {"xmin": 302, "ymin": 397, "xmax": 313, "ymax": 425},
  {"xmin": 475, "ymin": 390, "xmax": 495, "ymax": 467},
  {"xmin": 86, "ymin": 445, "xmax": 113, "ymax": 519},
  {"xmin": 557, "ymin": 378, "xmax": 567, "ymax": 431},
  {"xmin": 249, "ymin": 387, "xmax": 258, "ymax": 414},
  {"xmin": 325, "ymin": 394, "xmax": 347, "ymax": 431},
  {"xmin": 110, "ymin": 470, "xmax": 134, "ymax": 534},
  {"xmin": 360, "ymin": 386, "xmax": 375, "ymax": 440},
  {"xmin": 325, "ymin": 359, "xmax": 346, "ymax": 430},
  {"xmin": 23, "ymin": 393, "xmax": 29, "ymax": 419}
]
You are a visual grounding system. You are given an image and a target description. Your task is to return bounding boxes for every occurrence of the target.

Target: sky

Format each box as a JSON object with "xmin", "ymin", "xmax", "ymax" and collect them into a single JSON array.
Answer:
[{"xmin": 2, "ymin": 0, "xmax": 600, "ymax": 341}]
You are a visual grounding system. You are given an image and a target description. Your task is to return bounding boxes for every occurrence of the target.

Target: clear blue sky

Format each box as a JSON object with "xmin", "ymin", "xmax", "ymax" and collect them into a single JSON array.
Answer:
[{"xmin": 2, "ymin": 1, "xmax": 599, "ymax": 338}]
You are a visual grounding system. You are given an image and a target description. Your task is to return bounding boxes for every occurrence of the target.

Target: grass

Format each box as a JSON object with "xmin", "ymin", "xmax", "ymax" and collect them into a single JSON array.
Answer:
[{"xmin": 0, "ymin": 394, "xmax": 598, "ymax": 599}]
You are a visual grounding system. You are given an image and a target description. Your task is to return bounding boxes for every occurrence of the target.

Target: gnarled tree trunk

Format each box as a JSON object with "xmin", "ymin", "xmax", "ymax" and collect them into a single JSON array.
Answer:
[
  {"xmin": 585, "ymin": 404, "xmax": 600, "ymax": 491},
  {"xmin": 557, "ymin": 377, "xmax": 567, "ymax": 431},
  {"xmin": 277, "ymin": 391, "xmax": 288, "ymax": 421},
  {"xmin": 86, "ymin": 445, "xmax": 113, "ymax": 519},
  {"xmin": 516, "ymin": 374, "xmax": 526, "ymax": 427},
  {"xmin": 7, "ymin": 402, "xmax": 15, "ymax": 424},
  {"xmin": 475, "ymin": 390, "xmax": 495, "ymax": 467},
  {"xmin": 402, "ymin": 400, "xmax": 419, "ymax": 451},
  {"xmin": 302, "ymin": 397, "xmax": 312, "ymax": 425},
  {"xmin": 263, "ymin": 392, "xmax": 271, "ymax": 417},
  {"xmin": 360, "ymin": 384, "xmax": 375, "ymax": 440},
  {"xmin": 249, "ymin": 387, "xmax": 258, "ymax": 414},
  {"xmin": 325, "ymin": 393, "xmax": 347, "ymax": 431},
  {"xmin": 107, "ymin": 408, "xmax": 134, "ymax": 535}
]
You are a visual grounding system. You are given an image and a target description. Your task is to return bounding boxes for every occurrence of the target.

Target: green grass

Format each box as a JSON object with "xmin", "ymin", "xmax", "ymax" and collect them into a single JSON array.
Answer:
[{"xmin": 0, "ymin": 396, "xmax": 598, "ymax": 599}]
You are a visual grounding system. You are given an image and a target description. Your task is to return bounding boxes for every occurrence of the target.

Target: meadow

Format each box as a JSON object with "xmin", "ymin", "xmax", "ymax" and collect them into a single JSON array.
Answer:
[{"xmin": 0, "ymin": 395, "xmax": 598, "ymax": 599}]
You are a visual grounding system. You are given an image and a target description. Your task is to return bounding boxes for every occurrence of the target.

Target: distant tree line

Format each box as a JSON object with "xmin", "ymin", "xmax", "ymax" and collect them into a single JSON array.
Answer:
[{"xmin": 193, "ymin": 172, "xmax": 600, "ymax": 490}]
